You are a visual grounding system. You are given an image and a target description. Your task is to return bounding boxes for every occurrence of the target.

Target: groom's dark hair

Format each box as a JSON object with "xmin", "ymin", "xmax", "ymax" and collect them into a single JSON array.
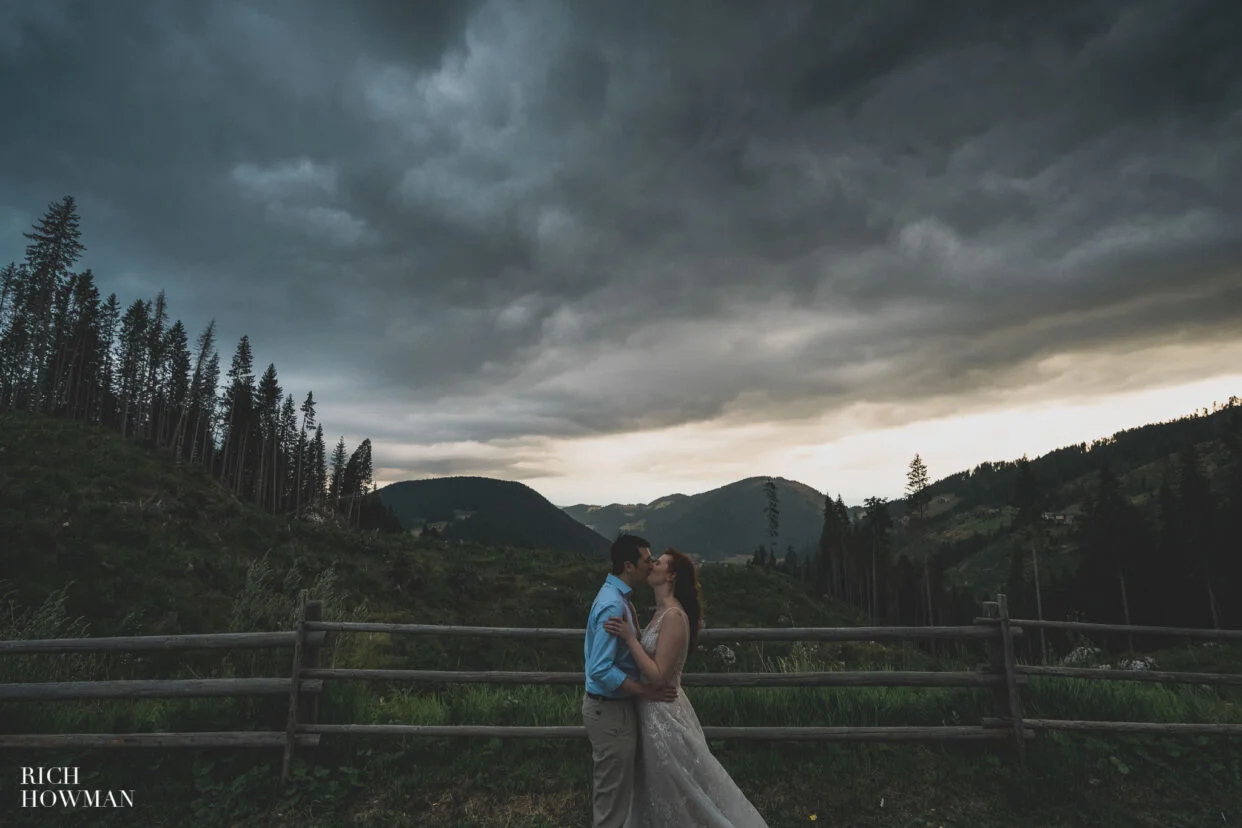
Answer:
[{"xmin": 611, "ymin": 533, "xmax": 651, "ymax": 575}]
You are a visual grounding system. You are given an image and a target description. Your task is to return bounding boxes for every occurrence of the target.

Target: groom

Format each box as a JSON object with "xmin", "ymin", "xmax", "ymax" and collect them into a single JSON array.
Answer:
[{"xmin": 583, "ymin": 533, "xmax": 677, "ymax": 828}]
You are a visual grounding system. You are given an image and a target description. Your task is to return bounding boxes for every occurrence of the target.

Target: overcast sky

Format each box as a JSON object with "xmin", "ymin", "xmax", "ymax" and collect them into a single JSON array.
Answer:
[{"xmin": 3, "ymin": 0, "xmax": 1240, "ymax": 507}]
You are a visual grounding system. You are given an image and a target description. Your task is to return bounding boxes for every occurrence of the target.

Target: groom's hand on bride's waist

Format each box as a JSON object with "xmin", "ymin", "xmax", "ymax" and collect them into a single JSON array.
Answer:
[{"xmin": 641, "ymin": 684, "xmax": 678, "ymax": 703}]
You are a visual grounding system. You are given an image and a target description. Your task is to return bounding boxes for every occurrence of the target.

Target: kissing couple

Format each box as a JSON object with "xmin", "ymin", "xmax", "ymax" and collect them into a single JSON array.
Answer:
[{"xmin": 582, "ymin": 534, "xmax": 769, "ymax": 827}]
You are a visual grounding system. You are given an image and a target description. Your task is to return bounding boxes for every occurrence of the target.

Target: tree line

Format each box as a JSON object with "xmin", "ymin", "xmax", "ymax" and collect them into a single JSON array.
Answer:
[
  {"xmin": 753, "ymin": 407, "xmax": 1242, "ymax": 654},
  {"xmin": 0, "ymin": 196, "xmax": 399, "ymax": 531}
]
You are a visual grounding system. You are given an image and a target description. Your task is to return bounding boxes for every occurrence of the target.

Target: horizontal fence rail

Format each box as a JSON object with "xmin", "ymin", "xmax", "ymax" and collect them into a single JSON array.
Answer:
[
  {"xmin": 985, "ymin": 718, "xmax": 1242, "ymax": 736},
  {"xmin": 0, "ymin": 630, "xmax": 326, "ymax": 655},
  {"xmin": 0, "ymin": 677, "xmax": 323, "ymax": 702},
  {"xmin": 976, "ymin": 617, "xmax": 1242, "ymax": 641},
  {"xmin": 305, "ymin": 621, "xmax": 1020, "ymax": 642},
  {"xmin": 300, "ymin": 667, "xmax": 1023, "ymax": 688},
  {"xmin": 1016, "ymin": 665, "xmax": 1242, "ymax": 686},
  {"xmin": 0, "ymin": 732, "xmax": 322, "ymax": 749},
  {"xmin": 298, "ymin": 723, "xmax": 1032, "ymax": 742}
]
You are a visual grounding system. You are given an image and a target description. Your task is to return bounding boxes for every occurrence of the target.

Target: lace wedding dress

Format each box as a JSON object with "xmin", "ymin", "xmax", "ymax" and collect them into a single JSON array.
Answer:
[{"xmin": 626, "ymin": 607, "xmax": 769, "ymax": 827}]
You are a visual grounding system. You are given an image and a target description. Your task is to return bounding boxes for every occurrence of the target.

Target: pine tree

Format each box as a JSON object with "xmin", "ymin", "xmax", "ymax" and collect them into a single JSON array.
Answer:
[
  {"xmin": 218, "ymin": 336, "xmax": 256, "ymax": 494},
  {"xmin": 1080, "ymin": 460, "xmax": 1136, "ymax": 649},
  {"xmin": 142, "ymin": 291, "xmax": 168, "ymax": 441},
  {"xmin": 310, "ymin": 424, "xmax": 327, "ymax": 508},
  {"xmin": 294, "ymin": 391, "xmax": 316, "ymax": 513},
  {"xmin": 1178, "ymin": 443, "xmax": 1220, "ymax": 629},
  {"xmin": 341, "ymin": 439, "xmax": 374, "ymax": 526},
  {"xmin": 21, "ymin": 197, "xmax": 85, "ymax": 412},
  {"xmin": 279, "ymin": 394, "xmax": 298, "ymax": 511},
  {"xmin": 0, "ymin": 265, "xmax": 33, "ymax": 407},
  {"xmin": 62, "ymin": 270, "xmax": 102, "ymax": 420},
  {"xmin": 862, "ymin": 497, "xmax": 891, "ymax": 624},
  {"xmin": 176, "ymin": 321, "xmax": 216, "ymax": 464},
  {"xmin": 905, "ymin": 454, "xmax": 935, "ymax": 630},
  {"xmin": 160, "ymin": 321, "xmax": 191, "ymax": 445},
  {"xmin": 0, "ymin": 262, "xmax": 18, "ymax": 325},
  {"xmin": 94, "ymin": 293, "xmax": 121, "ymax": 426},
  {"xmin": 254, "ymin": 364, "xmax": 283, "ymax": 509},
  {"xmin": 763, "ymin": 478, "xmax": 780, "ymax": 555},
  {"xmin": 329, "ymin": 436, "xmax": 348, "ymax": 508},
  {"xmin": 116, "ymin": 299, "xmax": 150, "ymax": 438},
  {"xmin": 783, "ymin": 545, "xmax": 798, "ymax": 574}
]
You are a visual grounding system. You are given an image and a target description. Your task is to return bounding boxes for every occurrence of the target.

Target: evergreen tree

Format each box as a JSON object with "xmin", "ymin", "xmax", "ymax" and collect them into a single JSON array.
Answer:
[
  {"xmin": 61, "ymin": 270, "xmax": 102, "ymax": 419},
  {"xmin": 341, "ymin": 438, "xmax": 374, "ymax": 526},
  {"xmin": 862, "ymin": 497, "xmax": 892, "ymax": 623},
  {"xmin": 905, "ymin": 453, "xmax": 935, "ymax": 629},
  {"xmin": 142, "ymin": 291, "xmax": 168, "ymax": 441},
  {"xmin": 160, "ymin": 320, "xmax": 191, "ymax": 445},
  {"xmin": 176, "ymin": 321, "xmax": 216, "ymax": 464},
  {"xmin": 295, "ymin": 391, "xmax": 317, "ymax": 513},
  {"xmin": 817, "ymin": 492, "xmax": 845, "ymax": 599},
  {"xmin": 783, "ymin": 545, "xmax": 799, "ymax": 574},
  {"xmin": 21, "ymin": 197, "xmax": 85, "ymax": 412},
  {"xmin": 0, "ymin": 265, "xmax": 32, "ymax": 406},
  {"xmin": 763, "ymin": 478, "xmax": 780, "ymax": 555},
  {"xmin": 254, "ymin": 364, "xmax": 283, "ymax": 509},
  {"xmin": 0, "ymin": 262, "xmax": 19, "ymax": 325},
  {"xmin": 218, "ymin": 336, "xmax": 256, "ymax": 494},
  {"xmin": 1078, "ymin": 460, "xmax": 1140, "ymax": 648},
  {"xmin": 329, "ymin": 436, "xmax": 348, "ymax": 507},
  {"xmin": 309, "ymin": 423, "xmax": 327, "ymax": 508},
  {"xmin": 1178, "ymin": 443, "xmax": 1221, "ymax": 629},
  {"xmin": 94, "ymin": 293, "xmax": 121, "ymax": 426},
  {"xmin": 279, "ymin": 394, "xmax": 298, "ymax": 511},
  {"xmin": 115, "ymin": 299, "xmax": 150, "ymax": 438}
]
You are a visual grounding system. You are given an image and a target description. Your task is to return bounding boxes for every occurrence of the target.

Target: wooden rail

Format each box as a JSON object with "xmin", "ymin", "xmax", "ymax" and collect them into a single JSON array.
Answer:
[
  {"xmin": 0, "ymin": 597, "xmax": 326, "ymax": 779},
  {"xmin": 300, "ymin": 667, "xmax": 1022, "ymax": 688},
  {"xmin": 306, "ymin": 620, "xmax": 1004, "ymax": 642},
  {"xmin": 0, "ymin": 677, "xmax": 323, "ymax": 701},
  {"xmin": 3, "ymin": 592, "xmax": 1239, "ymax": 785}
]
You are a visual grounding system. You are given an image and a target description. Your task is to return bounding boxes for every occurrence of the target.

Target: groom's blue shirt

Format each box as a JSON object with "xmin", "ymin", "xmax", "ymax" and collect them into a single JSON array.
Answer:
[{"xmin": 584, "ymin": 574, "xmax": 640, "ymax": 697}]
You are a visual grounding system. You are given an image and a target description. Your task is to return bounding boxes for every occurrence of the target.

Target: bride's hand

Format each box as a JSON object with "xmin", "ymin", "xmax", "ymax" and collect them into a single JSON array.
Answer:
[{"xmin": 602, "ymin": 616, "xmax": 637, "ymax": 642}]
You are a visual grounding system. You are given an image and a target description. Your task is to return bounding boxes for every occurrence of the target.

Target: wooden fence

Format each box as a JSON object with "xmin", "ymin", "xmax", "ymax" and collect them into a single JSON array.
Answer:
[{"xmin": 2, "ymin": 591, "xmax": 1240, "ymax": 782}]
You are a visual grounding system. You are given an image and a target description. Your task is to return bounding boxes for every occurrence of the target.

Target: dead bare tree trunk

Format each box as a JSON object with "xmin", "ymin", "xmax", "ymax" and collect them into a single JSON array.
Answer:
[
  {"xmin": 1031, "ymin": 541, "xmax": 1048, "ymax": 665},
  {"xmin": 1118, "ymin": 569, "xmax": 1134, "ymax": 653}
]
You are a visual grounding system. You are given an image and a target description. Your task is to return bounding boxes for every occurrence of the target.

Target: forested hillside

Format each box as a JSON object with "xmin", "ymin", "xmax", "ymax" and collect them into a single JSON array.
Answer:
[
  {"xmin": 787, "ymin": 400, "xmax": 1242, "ymax": 657},
  {"xmin": 0, "ymin": 197, "xmax": 401, "ymax": 535}
]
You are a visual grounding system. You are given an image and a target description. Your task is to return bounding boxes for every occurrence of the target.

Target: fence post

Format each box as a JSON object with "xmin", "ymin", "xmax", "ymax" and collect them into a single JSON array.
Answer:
[
  {"xmin": 300, "ymin": 599, "xmax": 324, "ymax": 727},
  {"xmin": 995, "ymin": 593, "xmax": 1027, "ymax": 768},
  {"xmin": 281, "ymin": 590, "xmax": 310, "ymax": 783}
]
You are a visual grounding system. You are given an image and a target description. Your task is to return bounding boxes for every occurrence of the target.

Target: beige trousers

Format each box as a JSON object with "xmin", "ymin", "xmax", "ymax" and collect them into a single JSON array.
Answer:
[{"xmin": 582, "ymin": 694, "xmax": 638, "ymax": 828}]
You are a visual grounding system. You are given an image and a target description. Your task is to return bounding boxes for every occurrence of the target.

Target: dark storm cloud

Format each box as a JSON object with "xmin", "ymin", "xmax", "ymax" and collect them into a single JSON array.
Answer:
[{"xmin": 2, "ymin": 0, "xmax": 1240, "ymax": 475}]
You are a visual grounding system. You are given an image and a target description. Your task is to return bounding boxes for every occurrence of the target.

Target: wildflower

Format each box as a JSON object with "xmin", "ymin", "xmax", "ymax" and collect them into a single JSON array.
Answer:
[{"xmin": 809, "ymin": 814, "xmax": 817, "ymax": 821}]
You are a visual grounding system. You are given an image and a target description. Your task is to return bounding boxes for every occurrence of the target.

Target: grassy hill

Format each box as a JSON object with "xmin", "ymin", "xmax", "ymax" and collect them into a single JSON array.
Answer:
[
  {"xmin": 1, "ymin": 409, "xmax": 1240, "ymax": 827},
  {"xmin": 563, "ymin": 476, "xmax": 828, "ymax": 561},
  {"xmin": 377, "ymin": 476, "xmax": 611, "ymax": 558}
]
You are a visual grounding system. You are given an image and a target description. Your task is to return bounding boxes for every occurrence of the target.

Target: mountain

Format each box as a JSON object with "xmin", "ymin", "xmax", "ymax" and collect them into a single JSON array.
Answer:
[
  {"xmin": 378, "ymin": 476, "xmax": 611, "ymax": 557},
  {"xmin": 563, "ymin": 476, "xmax": 830, "ymax": 561}
]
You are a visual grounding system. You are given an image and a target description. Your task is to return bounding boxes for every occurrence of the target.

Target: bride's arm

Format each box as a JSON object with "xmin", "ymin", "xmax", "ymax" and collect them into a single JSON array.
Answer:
[{"xmin": 608, "ymin": 610, "xmax": 688, "ymax": 689}]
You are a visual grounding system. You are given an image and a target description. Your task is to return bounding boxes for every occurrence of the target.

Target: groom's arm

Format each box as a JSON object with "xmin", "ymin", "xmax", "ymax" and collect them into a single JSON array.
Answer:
[
  {"xmin": 585, "ymin": 602, "xmax": 676, "ymax": 702},
  {"xmin": 585, "ymin": 600, "xmax": 631, "ymax": 693}
]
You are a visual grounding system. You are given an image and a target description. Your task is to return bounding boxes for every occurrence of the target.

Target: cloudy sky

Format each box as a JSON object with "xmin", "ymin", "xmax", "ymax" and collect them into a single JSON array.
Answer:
[{"xmin": 3, "ymin": 0, "xmax": 1240, "ymax": 507}]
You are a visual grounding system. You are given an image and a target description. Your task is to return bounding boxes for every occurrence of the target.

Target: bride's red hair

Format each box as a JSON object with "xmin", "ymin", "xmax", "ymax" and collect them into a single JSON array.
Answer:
[{"xmin": 663, "ymin": 548, "xmax": 704, "ymax": 648}]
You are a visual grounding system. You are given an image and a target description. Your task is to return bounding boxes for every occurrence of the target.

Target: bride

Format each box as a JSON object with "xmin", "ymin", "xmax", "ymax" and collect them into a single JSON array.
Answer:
[{"xmin": 603, "ymin": 548, "xmax": 769, "ymax": 827}]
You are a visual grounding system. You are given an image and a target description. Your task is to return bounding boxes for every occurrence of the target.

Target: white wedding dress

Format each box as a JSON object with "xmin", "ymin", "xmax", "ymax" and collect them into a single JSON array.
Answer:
[{"xmin": 626, "ymin": 607, "xmax": 769, "ymax": 827}]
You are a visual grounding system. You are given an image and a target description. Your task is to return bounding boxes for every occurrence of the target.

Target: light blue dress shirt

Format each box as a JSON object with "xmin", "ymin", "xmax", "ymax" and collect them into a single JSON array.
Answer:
[{"xmin": 584, "ymin": 574, "xmax": 640, "ymax": 697}]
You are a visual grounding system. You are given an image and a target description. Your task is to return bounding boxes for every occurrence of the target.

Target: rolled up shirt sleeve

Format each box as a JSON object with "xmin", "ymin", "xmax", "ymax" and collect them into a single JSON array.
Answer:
[{"xmin": 585, "ymin": 599, "xmax": 629, "ymax": 694}]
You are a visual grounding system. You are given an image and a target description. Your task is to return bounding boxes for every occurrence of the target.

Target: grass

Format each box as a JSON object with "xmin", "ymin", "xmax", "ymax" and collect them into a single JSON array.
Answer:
[{"xmin": 1, "ymin": 409, "xmax": 1241, "ymax": 825}]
